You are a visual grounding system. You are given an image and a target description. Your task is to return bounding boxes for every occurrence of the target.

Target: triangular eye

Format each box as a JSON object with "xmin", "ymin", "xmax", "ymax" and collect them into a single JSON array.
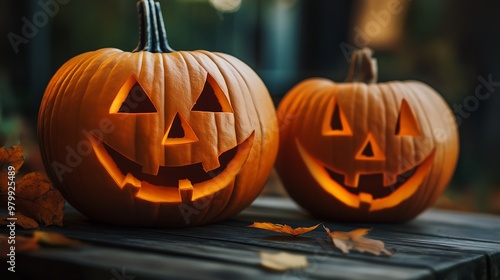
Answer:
[
  {"xmin": 322, "ymin": 98, "xmax": 352, "ymax": 136},
  {"xmin": 110, "ymin": 75, "xmax": 157, "ymax": 114},
  {"xmin": 330, "ymin": 103, "xmax": 344, "ymax": 130},
  {"xmin": 192, "ymin": 74, "xmax": 232, "ymax": 113},
  {"xmin": 395, "ymin": 99, "xmax": 420, "ymax": 136}
]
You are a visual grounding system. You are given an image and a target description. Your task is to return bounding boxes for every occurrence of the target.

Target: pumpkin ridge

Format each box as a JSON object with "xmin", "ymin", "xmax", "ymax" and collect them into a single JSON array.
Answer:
[
  {"xmin": 204, "ymin": 52, "xmax": 254, "ymax": 144},
  {"xmin": 182, "ymin": 51, "xmax": 232, "ymax": 107},
  {"xmin": 392, "ymin": 82, "xmax": 424, "ymax": 170},
  {"xmin": 179, "ymin": 51, "xmax": 211, "ymax": 111},
  {"xmin": 216, "ymin": 57, "xmax": 265, "ymax": 198},
  {"xmin": 210, "ymin": 52, "xmax": 273, "ymax": 212},
  {"xmin": 406, "ymin": 83, "xmax": 447, "ymax": 208},
  {"xmin": 41, "ymin": 58, "xmax": 83, "ymax": 201},
  {"xmin": 96, "ymin": 52, "xmax": 142, "ymax": 163},
  {"xmin": 160, "ymin": 52, "xmax": 195, "ymax": 165},
  {"xmin": 213, "ymin": 52, "xmax": 270, "ymax": 136},
  {"xmin": 215, "ymin": 54, "xmax": 268, "ymax": 151},
  {"xmin": 58, "ymin": 52, "xmax": 124, "ymax": 181},
  {"xmin": 380, "ymin": 83, "xmax": 400, "ymax": 177},
  {"xmin": 137, "ymin": 52, "xmax": 162, "ymax": 172},
  {"xmin": 212, "ymin": 180, "xmax": 236, "ymax": 223},
  {"xmin": 398, "ymin": 83, "xmax": 429, "ymax": 216}
]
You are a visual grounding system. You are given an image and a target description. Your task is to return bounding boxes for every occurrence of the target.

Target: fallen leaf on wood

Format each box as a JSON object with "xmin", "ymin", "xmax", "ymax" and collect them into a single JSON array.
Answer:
[
  {"xmin": 0, "ymin": 145, "xmax": 65, "ymax": 227},
  {"xmin": 0, "ymin": 235, "xmax": 40, "ymax": 259},
  {"xmin": 34, "ymin": 231, "xmax": 82, "ymax": 247},
  {"xmin": 0, "ymin": 231, "xmax": 82, "ymax": 259},
  {"xmin": 0, "ymin": 213, "xmax": 39, "ymax": 229},
  {"xmin": 260, "ymin": 251, "xmax": 308, "ymax": 271},
  {"xmin": 14, "ymin": 172, "xmax": 65, "ymax": 227},
  {"xmin": 249, "ymin": 222, "xmax": 321, "ymax": 237},
  {"xmin": 323, "ymin": 225, "xmax": 392, "ymax": 256}
]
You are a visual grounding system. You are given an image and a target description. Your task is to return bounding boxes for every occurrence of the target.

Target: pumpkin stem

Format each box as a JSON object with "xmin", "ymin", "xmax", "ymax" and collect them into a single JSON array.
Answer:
[
  {"xmin": 345, "ymin": 48, "xmax": 377, "ymax": 83},
  {"xmin": 133, "ymin": 0, "xmax": 174, "ymax": 53}
]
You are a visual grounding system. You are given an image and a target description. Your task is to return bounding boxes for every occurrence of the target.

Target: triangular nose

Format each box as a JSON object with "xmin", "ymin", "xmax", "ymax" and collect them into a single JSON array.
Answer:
[
  {"xmin": 162, "ymin": 113, "xmax": 199, "ymax": 145},
  {"xmin": 361, "ymin": 141, "xmax": 375, "ymax": 157},
  {"xmin": 356, "ymin": 133, "xmax": 385, "ymax": 160},
  {"xmin": 167, "ymin": 113, "xmax": 185, "ymax": 139}
]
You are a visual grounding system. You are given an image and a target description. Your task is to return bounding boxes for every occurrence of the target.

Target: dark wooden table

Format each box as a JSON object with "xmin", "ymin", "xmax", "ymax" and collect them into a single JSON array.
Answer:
[{"xmin": 2, "ymin": 196, "xmax": 500, "ymax": 280}]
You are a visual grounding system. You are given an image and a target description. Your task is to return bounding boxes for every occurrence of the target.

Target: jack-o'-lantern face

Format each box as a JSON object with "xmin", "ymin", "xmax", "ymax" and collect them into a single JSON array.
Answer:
[
  {"xmin": 276, "ymin": 48, "xmax": 459, "ymax": 222},
  {"xmin": 89, "ymin": 73, "xmax": 255, "ymax": 204},
  {"xmin": 38, "ymin": 0, "xmax": 279, "ymax": 227},
  {"xmin": 296, "ymin": 97, "xmax": 435, "ymax": 212}
]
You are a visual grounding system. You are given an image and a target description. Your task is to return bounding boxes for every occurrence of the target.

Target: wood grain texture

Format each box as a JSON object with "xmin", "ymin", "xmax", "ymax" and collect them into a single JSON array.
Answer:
[{"xmin": 1, "ymin": 197, "xmax": 499, "ymax": 280}]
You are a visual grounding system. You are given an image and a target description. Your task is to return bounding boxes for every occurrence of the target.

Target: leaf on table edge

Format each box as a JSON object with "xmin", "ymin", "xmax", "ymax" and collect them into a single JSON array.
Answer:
[
  {"xmin": 34, "ymin": 231, "xmax": 82, "ymax": 247},
  {"xmin": 323, "ymin": 225, "xmax": 393, "ymax": 256},
  {"xmin": 260, "ymin": 251, "xmax": 309, "ymax": 271},
  {"xmin": 249, "ymin": 222, "xmax": 321, "ymax": 237}
]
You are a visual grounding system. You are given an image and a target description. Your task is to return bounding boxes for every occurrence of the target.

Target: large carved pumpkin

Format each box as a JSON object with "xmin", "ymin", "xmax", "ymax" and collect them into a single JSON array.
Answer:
[
  {"xmin": 276, "ymin": 49, "xmax": 458, "ymax": 222},
  {"xmin": 38, "ymin": 0, "xmax": 278, "ymax": 227}
]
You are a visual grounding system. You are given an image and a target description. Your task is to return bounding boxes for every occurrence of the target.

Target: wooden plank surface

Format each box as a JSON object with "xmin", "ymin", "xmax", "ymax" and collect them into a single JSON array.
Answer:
[{"xmin": 2, "ymin": 197, "xmax": 500, "ymax": 280}]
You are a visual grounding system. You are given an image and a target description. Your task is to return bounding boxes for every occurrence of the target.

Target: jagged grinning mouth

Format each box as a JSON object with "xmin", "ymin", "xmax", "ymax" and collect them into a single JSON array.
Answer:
[
  {"xmin": 104, "ymin": 141, "xmax": 239, "ymax": 186},
  {"xmin": 296, "ymin": 139, "xmax": 435, "ymax": 211},
  {"xmin": 89, "ymin": 132, "xmax": 254, "ymax": 203},
  {"xmin": 325, "ymin": 166, "xmax": 418, "ymax": 199}
]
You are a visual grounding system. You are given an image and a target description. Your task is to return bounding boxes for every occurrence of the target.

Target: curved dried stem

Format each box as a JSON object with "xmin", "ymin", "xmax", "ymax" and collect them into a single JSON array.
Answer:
[{"xmin": 345, "ymin": 48, "xmax": 377, "ymax": 83}]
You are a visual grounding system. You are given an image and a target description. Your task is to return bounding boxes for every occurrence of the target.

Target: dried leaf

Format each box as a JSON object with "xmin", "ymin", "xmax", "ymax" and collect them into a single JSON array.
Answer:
[
  {"xmin": 34, "ymin": 231, "xmax": 82, "ymax": 247},
  {"xmin": 0, "ymin": 235, "xmax": 40, "ymax": 259},
  {"xmin": 249, "ymin": 222, "xmax": 321, "ymax": 237},
  {"xmin": 13, "ymin": 172, "xmax": 65, "ymax": 227},
  {"xmin": 0, "ymin": 146, "xmax": 23, "ymax": 192},
  {"xmin": 0, "ymin": 146, "xmax": 24, "ymax": 171},
  {"xmin": 324, "ymin": 225, "xmax": 392, "ymax": 256},
  {"xmin": 260, "ymin": 251, "xmax": 308, "ymax": 271},
  {"xmin": 0, "ymin": 213, "xmax": 39, "ymax": 229},
  {"xmin": 0, "ymin": 146, "xmax": 65, "ymax": 227}
]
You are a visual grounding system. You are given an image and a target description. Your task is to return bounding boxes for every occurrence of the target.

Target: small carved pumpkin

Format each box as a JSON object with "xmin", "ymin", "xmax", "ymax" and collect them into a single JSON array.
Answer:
[
  {"xmin": 276, "ymin": 49, "xmax": 459, "ymax": 222},
  {"xmin": 38, "ymin": 0, "xmax": 278, "ymax": 227}
]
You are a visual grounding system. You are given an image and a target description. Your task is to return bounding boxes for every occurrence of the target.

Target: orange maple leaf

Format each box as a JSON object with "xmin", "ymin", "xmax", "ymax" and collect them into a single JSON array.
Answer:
[
  {"xmin": 249, "ymin": 222, "xmax": 321, "ymax": 237},
  {"xmin": 323, "ymin": 225, "xmax": 392, "ymax": 256}
]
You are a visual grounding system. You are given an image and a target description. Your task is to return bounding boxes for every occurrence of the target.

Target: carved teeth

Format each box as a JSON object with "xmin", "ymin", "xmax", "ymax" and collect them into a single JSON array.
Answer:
[
  {"xmin": 179, "ymin": 179, "xmax": 194, "ymax": 202},
  {"xmin": 344, "ymin": 173, "xmax": 360, "ymax": 187},
  {"xmin": 142, "ymin": 163, "xmax": 160, "ymax": 176},
  {"xmin": 383, "ymin": 172, "xmax": 398, "ymax": 187},
  {"xmin": 202, "ymin": 159, "xmax": 221, "ymax": 174},
  {"xmin": 123, "ymin": 173, "xmax": 141, "ymax": 187},
  {"xmin": 121, "ymin": 173, "xmax": 141, "ymax": 195},
  {"xmin": 359, "ymin": 192, "xmax": 373, "ymax": 204}
]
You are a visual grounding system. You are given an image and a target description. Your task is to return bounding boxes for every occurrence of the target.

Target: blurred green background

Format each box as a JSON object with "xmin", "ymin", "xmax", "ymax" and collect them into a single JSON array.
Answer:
[{"xmin": 1, "ymin": 0, "xmax": 500, "ymax": 213}]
